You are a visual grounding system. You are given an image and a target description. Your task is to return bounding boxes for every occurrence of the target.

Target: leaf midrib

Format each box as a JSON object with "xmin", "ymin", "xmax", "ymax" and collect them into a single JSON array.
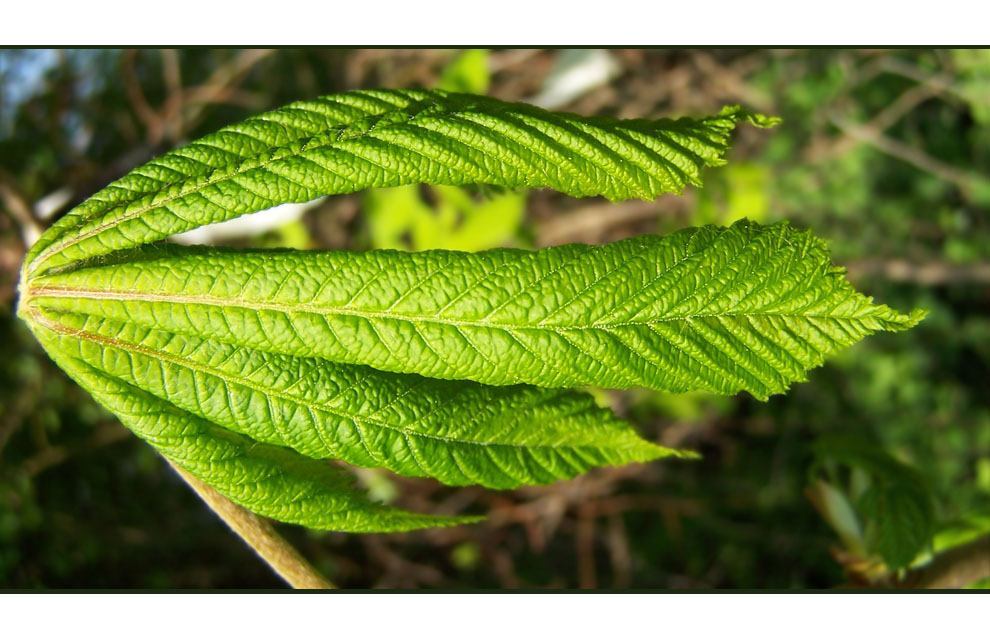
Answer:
[{"xmin": 28, "ymin": 285, "xmax": 883, "ymax": 331}]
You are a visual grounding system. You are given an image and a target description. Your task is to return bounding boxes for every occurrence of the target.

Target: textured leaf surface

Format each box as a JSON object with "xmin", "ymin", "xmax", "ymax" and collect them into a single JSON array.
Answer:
[
  {"xmin": 28, "ymin": 320, "xmax": 475, "ymax": 532},
  {"xmin": 26, "ymin": 220, "xmax": 925, "ymax": 400},
  {"xmin": 24, "ymin": 307, "xmax": 680, "ymax": 490},
  {"xmin": 24, "ymin": 89, "xmax": 775, "ymax": 275},
  {"xmin": 16, "ymin": 90, "xmax": 926, "ymax": 535}
]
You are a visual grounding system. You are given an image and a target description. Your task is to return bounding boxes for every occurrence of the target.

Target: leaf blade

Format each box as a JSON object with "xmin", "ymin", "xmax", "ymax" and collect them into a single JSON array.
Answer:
[
  {"xmin": 25, "ymin": 91, "xmax": 774, "ymax": 275},
  {"xmin": 28, "ymin": 220, "xmax": 925, "ymax": 400},
  {"xmin": 26, "ymin": 307, "xmax": 684, "ymax": 490},
  {"xmin": 27, "ymin": 316, "xmax": 474, "ymax": 532}
]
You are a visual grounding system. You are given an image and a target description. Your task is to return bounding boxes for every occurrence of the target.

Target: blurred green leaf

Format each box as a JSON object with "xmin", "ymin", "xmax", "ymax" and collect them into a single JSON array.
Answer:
[
  {"xmin": 438, "ymin": 49, "xmax": 490, "ymax": 95},
  {"xmin": 952, "ymin": 49, "xmax": 990, "ymax": 125},
  {"xmin": 858, "ymin": 482, "xmax": 933, "ymax": 569},
  {"xmin": 809, "ymin": 480, "xmax": 866, "ymax": 557},
  {"xmin": 813, "ymin": 436, "xmax": 936, "ymax": 570},
  {"xmin": 914, "ymin": 513, "xmax": 990, "ymax": 565},
  {"xmin": 694, "ymin": 163, "xmax": 770, "ymax": 226},
  {"xmin": 364, "ymin": 184, "xmax": 525, "ymax": 252},
  {"xmin": 451, "ymin": 542, "xmax": 482, "ymax": 570}
]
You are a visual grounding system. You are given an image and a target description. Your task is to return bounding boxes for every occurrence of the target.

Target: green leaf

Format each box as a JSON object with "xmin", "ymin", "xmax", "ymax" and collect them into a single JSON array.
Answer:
[
  {"xmin": 25, "ymin": 307, "xmax": 683, "ymax": 490},
  {"xmin": 859, "ymin": 482, "xmax": 935, "ymax": 570},
  {"xmin": 364, "ymin": 184, "xmax": 526, "ymax": 252},
  {"xmin": 808, "ymin": 479, "xmax": 867, "ymax": 557},
  {"xmin": 907, "ymin": 515, "xmax": 990, "ymax": 571},
  {"xmin": 25, "ymin": 220, "xmax": 925, "ymax": 400},
  {"xmin": 23, "ymin": 90, "xmax": 775, "ymax": 276},
  {"xmin": 931, "ymin": 514, "xmax": 990, "ymax": 556},
  {"xmin": 813, "ymin": 436, "xmax": 936, "ymax": 570},
  {"xmin": 15, "ymin": 90, "xmax": 924, "ymax": 536},
  {"xmin": 965, "ymin": 577, "xmax": 990, "ymax": 590},
  {"xmin": 438, "ymin": 49, "xmax": 490, "ymax": 94},
  {"xmin": 28, "ymin": 319, "xmax": 474, "ymax": 532}
]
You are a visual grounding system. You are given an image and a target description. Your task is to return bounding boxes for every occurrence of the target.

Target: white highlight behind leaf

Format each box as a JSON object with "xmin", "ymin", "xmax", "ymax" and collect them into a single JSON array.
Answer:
[{"xmin": 170, "ymin": 198, "xmax": 323, "ymax": 245}]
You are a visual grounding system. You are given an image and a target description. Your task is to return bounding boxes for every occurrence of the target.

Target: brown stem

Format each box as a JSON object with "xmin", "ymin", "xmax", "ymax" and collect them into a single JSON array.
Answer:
[
  {"xmin": 845, "ymin": 259, "xmax": 990, "ymax": 286},
  {"xmin": 122, "ymin": 50, "xmax": 165, "ymax": 146},
  {"xmin": 167, "ymin": 459, "xmax": 336, "ymax": 589},
  {"xmin": 0, "ymin": 170, "xmax": 43, "ymax": 249},
  {"xmin": 898, "ymin": 535, "xmax": 990, "ymax": 590}
]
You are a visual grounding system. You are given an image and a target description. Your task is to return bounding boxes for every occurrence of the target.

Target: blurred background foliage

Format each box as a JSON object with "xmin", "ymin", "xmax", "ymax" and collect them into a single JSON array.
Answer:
[{"xmin": 0, "ymin": 48, "xmax": 987, "ymax": 589}]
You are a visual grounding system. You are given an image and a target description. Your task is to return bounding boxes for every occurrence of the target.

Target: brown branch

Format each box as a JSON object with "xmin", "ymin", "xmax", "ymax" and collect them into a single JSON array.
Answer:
[
  {"xmin": 898, "ymin": 535, "xmax": 990, "ymax": 589},
  {"xmin": 690, "ymin": 50, "xmax": 773, "ymax": 112},
  {"xmin": 167, "ymin": 459, "xmax": 335, "ymax": 589},
  {"xmin": 535, "ymin": 196, "xmax": 688, "ymax": 247},
  {"xmin": 831, "ymin": 117, "xmax": 984, "ymax": 199},
  {"xmin": 880, "ymin": 58, "xmax": 971, "ymax": 103},
  {"xmin": 122, "ymin": 50, "xmax": 165, "ymax": 146},
  {"xmin": 178, "ymin": 49, "xmax": 274, "ymax": 134},
  {"xmin": 845, "ymin": 258, "xmax": 990, "ymax": 286},
  {"xmin": 123, "ymin": 49, "xmax": 272, "ymax": 148},
  {"xmin": 606, "ymin": 514, "xmax": 631, "ymax": 589},
  {"xmin": 576, "ymin": 504, "xmax": 598, "ymax": 589},
  {"xmin": 0, "ymin": 171, "xmax": 43, "ymax": 249},
  {"xmin": 21, "ymin": 422, "xmax": 130, "ymax": 477},
  {"xmin": 806, "ymin": 55, "xmax": 967, "ymax": 164},
  {"xmin": 159, "ymin": 49, "xmax": 184, "ymax": 144},
  {"xmin": 816, "ymin": 84, "xmax": 941, "ymax": 161}
]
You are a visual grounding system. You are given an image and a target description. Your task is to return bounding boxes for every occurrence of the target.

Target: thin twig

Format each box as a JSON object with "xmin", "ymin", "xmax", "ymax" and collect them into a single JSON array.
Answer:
[
  {"xmin": 811, "ymin": 62, "xmax": 962, "ymax": 162},
  {"xmin": 606, "ymin": 514, "xmax": 631, "ymax": 589},
  {"xmin": 21, "ymin": 422, "xmax": 130, "ymax": 477},
  {"xmin": 576, "ymin": 504, "xmax": 598, "ymax": 589},
  {"xmin": 831, "ymin": 117, "xmax": 984, "ymax": 199},
  {"xmin": 160, "ymin": 49, "xmax": 184, "ymax": 144},
  {"xmin": 167, "ymin": 459, "xmax": 335, "ymax": 589},
  {"xmin": 690, "ymin": 50, "xmax": 773, "ymax": 112},
  {"xmin": 123, "ymin": 49, "xmax": 272, "ymax": 148},
  {"xmin": 845, "ymin": 258, "xmax": 990, "ymax": 286},
  {"xmin": 0, "ymin": 171, "xmax": 44, "ymax": 249},
  {"xmin": 122, "ymin": 50, "xmax": 165, "ymax": 146},
  {"xmin": 880, "ymin": 58, "xmax": 972, "ymax": 103},
  {"xmin": 536, "ymin": 197, "xmax": 687, "ymax": 247},
  {"xmin": 179, "ymin": 49, "xmax": 274, "ymax": 133},
  {"xmin": 816, "ymin": 84, "xmax": 940, "ymax": 160}
]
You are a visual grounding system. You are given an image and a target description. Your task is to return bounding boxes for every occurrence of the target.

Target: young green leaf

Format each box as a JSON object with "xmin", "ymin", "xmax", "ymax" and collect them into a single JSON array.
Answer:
[
  {"xmin": 23, "ymin": 89, "xmax": 776, "ymax": 275},
  {"xmin": 25, "ymin": 307, "xmax": 684, "ymax": 490},
  {"xmin": 28, "ymin": 319, "xmax": 474, "ymax": 532},
  {"xmin": 859, "ymin": 482, "xmax": 935, "ymax": 570},
  {"xmin": 813, "ymin": 436, "xmax": 936, "ymax": 569},
  {"xmin": 15, "ymin": 89, "xmax": 925, "ymax": 539},
  {"xmin": 25, "ymin": 220, "xmax": 925, "ymax": 400}
]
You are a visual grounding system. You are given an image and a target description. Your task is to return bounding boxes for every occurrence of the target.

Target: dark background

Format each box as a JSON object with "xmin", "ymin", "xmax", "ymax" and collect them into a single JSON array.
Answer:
[{"xmin": 1, "ymin": 48, "xmax": 987, "ymax": 589}]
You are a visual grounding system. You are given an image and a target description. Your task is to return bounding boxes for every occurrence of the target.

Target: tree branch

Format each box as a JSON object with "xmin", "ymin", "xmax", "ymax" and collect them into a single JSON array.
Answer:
[
  {"xmin": 831, "ymin": 117, "xmax": 984, "ymax": 199},
  {"xmin": 0, "ymin": 171, "xmax": 43, "ymax": 249},
  {"xmin": 167, "ymin": 459, "xmax": 336, "ymax": 589},
  {"xmin": 899, "ymin": 535, "xmax": 990, "ymax": 590},
  {"xmin": 844, "ymin": 258, "xmax": 990, "ymax": 286}
]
